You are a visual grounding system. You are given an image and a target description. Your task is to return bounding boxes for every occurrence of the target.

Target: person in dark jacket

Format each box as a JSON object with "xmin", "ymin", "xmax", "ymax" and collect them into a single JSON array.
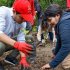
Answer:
[{"xmin": 41, "ymin": 4, "xmax": 70, "ymax": 70}]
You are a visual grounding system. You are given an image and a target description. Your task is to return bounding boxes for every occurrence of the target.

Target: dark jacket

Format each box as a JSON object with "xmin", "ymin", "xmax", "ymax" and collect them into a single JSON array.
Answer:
[{"xmin": 49, "ymin": 12, "xmax": 70, "ymax": 68}]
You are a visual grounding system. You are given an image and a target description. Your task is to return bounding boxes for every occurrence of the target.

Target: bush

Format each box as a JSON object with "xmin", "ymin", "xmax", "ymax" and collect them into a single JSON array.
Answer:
[
  {"xmin": 0, "ymin": 0, "xmax": 14, "ymax": 7},
  {"xmin": 40, "ymin": 0, "xmax": 66, "ymax": 11},
  {"xmin": 0, "ymin": 0, "xmax": 66, "ymax": 10}
]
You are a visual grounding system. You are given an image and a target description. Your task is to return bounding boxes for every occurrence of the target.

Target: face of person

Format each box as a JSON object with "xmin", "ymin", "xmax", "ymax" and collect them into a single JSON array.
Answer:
[
  {"xmin": 47, "ymin": 15, "xmax": 60, "ymax": 27},
  {"xmin": 13, "ymin": 10, "xmax": 25, "ymax": 24}
]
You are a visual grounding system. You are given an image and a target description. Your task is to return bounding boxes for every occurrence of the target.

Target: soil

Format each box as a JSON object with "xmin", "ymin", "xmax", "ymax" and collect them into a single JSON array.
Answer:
[
  {"xmin": 0, "ymin": 33, "xmax": 64, "ymax": 70},
  {"xmin": 0, "ymin": 41, "xmax": 64, "ymax": 70},
  {"xmin": 31, "ymin": 41, "xmax": 64, "ymax": 70}
]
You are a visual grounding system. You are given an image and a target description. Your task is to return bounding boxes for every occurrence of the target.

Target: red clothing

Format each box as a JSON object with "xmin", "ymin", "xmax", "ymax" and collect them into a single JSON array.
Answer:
[
  {"xmin": 12, "ymin": 0, "xmax": 34, "ymax": 24},
  {"xmin": 67, "ymin": 0, "xmax": 70, "ymax": 8},
  {"xmin": 28, "ymin": 0, "xmax": 35, "ymax": 16},
  {"xmin": 28, "ymin": 0, "xmax": 36, "ymax": 26},
  {"xmin": 13, "ymin": 0, "xmax": 35, "ymax": 25}
]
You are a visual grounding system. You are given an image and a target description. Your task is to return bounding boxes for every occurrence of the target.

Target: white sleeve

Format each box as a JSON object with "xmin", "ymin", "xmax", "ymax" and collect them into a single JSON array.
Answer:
[
  {"xmin": 0, "ymin": 7, "xmax": 6, "ymax": 34},
  {"xmin": 37, "ymin": 24, "xmax": 42, "ymax": 41},
  {"xmin": 38, "ymin": 24, "xmax": 41, "ymax": 32}
]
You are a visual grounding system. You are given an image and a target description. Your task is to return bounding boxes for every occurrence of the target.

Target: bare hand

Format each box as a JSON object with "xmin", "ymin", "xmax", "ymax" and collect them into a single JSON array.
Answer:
[{"xmin": 41, "ymin": 63, "xmax": 51, "ymax": 70}]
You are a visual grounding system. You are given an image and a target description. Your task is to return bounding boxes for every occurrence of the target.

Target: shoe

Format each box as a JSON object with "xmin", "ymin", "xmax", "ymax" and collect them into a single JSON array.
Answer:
[
  {"xmin": 0, "ymin": 62, "xmax": 4, "ymax": 70},
  {"xmin": 4, "ymin": 56, "xmax": 19, "ymax": 66}
]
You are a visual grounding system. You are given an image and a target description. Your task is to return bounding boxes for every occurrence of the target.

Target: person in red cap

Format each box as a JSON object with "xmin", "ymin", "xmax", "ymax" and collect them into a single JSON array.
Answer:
[
  {"xmin": 0, "ymin": 0, "xmax": 34, "ymax": 69},
  {"xmin": 13, "ymin": 0, "xmax": 36, "ymax": 65},
  {"xmin": 13, "ymin": 1, "xmax": 36, "ymax": 69},
  {"xmin": 13, "ymin": 0, "xmax": 35, "ymax": 26},
  {"xmin": 13, "ymin": 0, "xmax": 34, "ymax": 24}
]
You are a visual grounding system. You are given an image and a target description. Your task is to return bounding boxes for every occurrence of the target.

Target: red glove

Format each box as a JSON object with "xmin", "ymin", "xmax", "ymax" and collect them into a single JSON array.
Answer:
[
  {"xmin": 14, "ymin": 42, "xmax": 32, "ymax": 55},
  {"xmin": 20, "ymin": 56, "xmax": 30, "ymax": 67}
]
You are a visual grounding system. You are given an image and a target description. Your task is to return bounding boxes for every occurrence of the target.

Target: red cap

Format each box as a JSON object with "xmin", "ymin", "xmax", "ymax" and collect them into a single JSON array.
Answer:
[{"xmin": 13, "ymin": 0, "xmax": 33, "ymax": 24}]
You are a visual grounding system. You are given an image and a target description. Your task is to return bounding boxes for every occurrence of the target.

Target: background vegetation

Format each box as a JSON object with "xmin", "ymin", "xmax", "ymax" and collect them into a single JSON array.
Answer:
[
  {"xmin": 40, "ymin": 0, "xmax": 66, "ymax": 11},
  {"xmin": 0, "ymin": 0, "xmax": 66, "ymax": 10},
  {"xmin": 0, "ymin": 0, "xmax": 14, "ymax": 7}
]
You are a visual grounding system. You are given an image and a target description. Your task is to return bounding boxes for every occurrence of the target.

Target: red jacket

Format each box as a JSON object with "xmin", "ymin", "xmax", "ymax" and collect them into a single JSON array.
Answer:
[
  {"xmin": 67, "ymin": 0, "xmax": 70, "ymax": 8},
  {"xmin": 28, "ymin": 0, "xmax": 35, "ymax": 17},
  {"xmin": 28, "ymin": 0, "xmax": 35, "ymax": 26}
]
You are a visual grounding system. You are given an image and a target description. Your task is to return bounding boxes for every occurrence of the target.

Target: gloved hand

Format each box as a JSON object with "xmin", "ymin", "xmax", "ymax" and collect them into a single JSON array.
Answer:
[
  {"xmin": 14, "ymin": 42, "xmax": 32, "ymax": 55},
  {"xmin": 20, "ymin": 56, "xmax": 30, "ymax": 67}
]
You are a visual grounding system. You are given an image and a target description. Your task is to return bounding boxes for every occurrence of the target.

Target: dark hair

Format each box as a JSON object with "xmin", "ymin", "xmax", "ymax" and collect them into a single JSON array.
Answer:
[
  {"xmin": 44, "ymin": 4, "xmax": 63, "ymax": 18},
  {"xmin": 13, "ymin": 8, "xmax": 20, "ymax": 14},
  {"xmin": 41, "ymin": 15, "xmax": 49, "ymax": 31},
  {"xmin": 16, "ymin": 11, "xmax": 20, "ymax": 14}
]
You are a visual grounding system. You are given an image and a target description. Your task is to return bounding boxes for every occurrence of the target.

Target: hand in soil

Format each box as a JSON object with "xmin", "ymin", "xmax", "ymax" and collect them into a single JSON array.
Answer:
[{"xmin": 41, "ymin": 63, "xmax": 51, "ymax": 70}]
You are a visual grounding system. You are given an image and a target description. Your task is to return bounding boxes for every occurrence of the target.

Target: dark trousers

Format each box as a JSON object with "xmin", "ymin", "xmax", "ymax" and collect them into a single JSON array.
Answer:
[{"xmin": 0, "ymin": 42, "xmax": 19, "ymax": 58}]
